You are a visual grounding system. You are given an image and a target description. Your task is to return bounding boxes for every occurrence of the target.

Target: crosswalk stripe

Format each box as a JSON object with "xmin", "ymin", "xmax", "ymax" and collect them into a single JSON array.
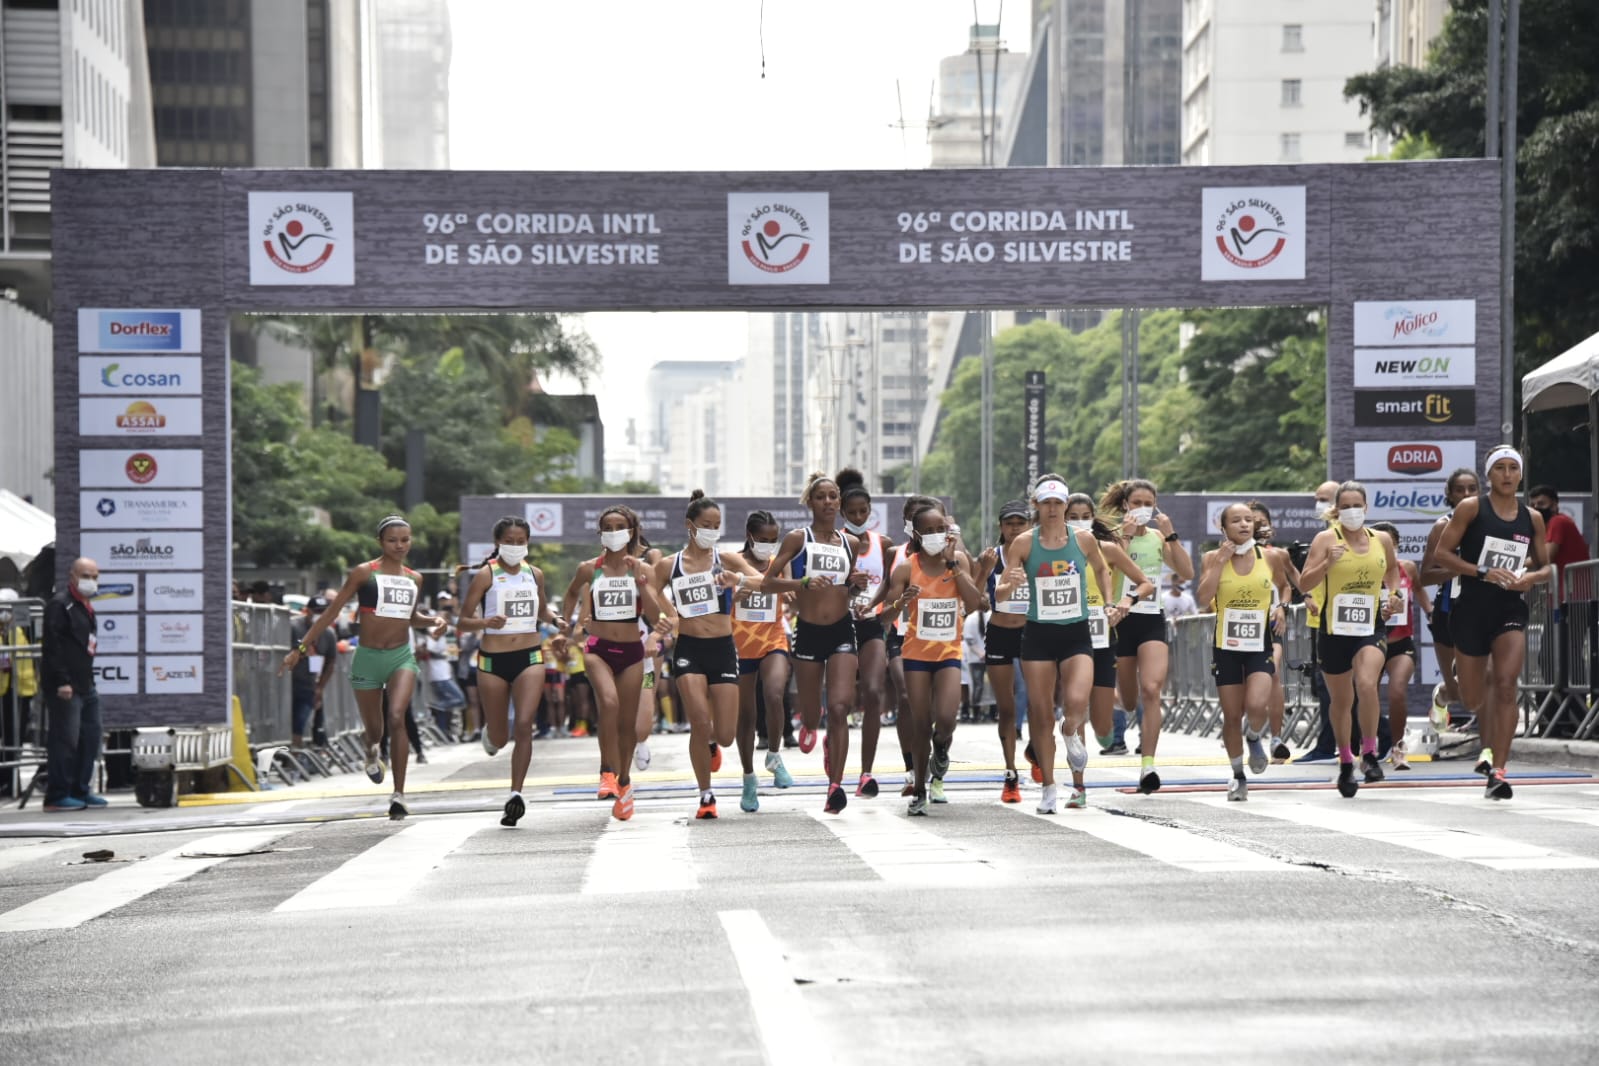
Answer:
[
  {"xmin": 807, "ymin": 804, "xmax": 1000, "ymax": 885},
  {"xmin": 581, "ymin": 810, "xmax": 696, "ymax": 895},
  {"xmin": 1194, "ymin": 795, "xmax": 1599, "ymax": 870},
  {"xmin": 0, "ymin": 828, "xmax": 293, "ymax": 932},
  {"xmin": 1009, "ymin": 803, "xmax": 1302, "ymax": 873},
  {"xmin": 0, "ymin": 839, "xmax": 78, "ymax": 877},
  {"xmin": 1401, "ymin": 791, "xmax": 1599, "ymax": 828},
  {"xmin": 275, "ymin": 816, "xmax": 481, "ymax": 912},
  {"xmin": 719, "ymin": 910, "xmax": 824, "ymax": 1066}
]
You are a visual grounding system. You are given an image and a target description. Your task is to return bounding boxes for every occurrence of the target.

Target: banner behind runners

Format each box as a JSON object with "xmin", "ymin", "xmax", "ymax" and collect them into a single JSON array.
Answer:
[{"xmin": 51, "ymin": 161, "xmax": 1502, "ymax": 726}]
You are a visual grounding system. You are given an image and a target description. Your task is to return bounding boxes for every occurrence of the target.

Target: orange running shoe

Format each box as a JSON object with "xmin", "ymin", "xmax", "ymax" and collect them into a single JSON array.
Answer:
[
  {"xmin": 570, "ymin": 722, "xmax": 590, "ymax": 738},
  {"xmin": 709, "ymin": 743, "xmax": 722, "ymax": 773},
  {"xmin": 1001, "ymin": 771, "xmax": 1022, "ymax": 804},
  {"xmin": 597, "ymin": 770, "xmax": 619, "ymax": 800},
  {"xmin": 695, "ymin": 791, "xmax": 718, "ymax": 819},
  {"xmin": 612, "ymin": 784, "xmax": 635, "ymax": 820},
  {"xmin": 1024, "ymin": 742, "xmax": 1043, "ymax": 783}
]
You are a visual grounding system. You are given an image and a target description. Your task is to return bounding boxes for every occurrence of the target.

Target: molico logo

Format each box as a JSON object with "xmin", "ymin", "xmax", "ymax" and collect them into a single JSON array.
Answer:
[
  {"xmin": 1353, "ymin": 300, "xmax": 1477, "ymax": 348},
  {"xmin": 727, "ymin": 192, "xmax": 830, "ymax": 285},
  {"xmin": 248, "ymin": 191, "xmax": 355, "ymax": 286},
  {"xmin": 1200, "ymin": 186, "xmax": 1307, "ymax": 281}
]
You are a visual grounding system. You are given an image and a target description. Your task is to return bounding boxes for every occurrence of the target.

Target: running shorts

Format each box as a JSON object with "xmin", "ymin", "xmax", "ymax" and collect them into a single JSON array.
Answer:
[
  {"xmin": 1212, "ymin": 648, "xmax": 1276, "ymax": 687},
  {"xmin": 1385, "ymin": 636, "xmax": 1417, "ymax": 664},
  {"xmin": 1427, "ymin": 613, "xmax": 1454, "ymax": 649},
  {"xmin": 1448, "ymin": 592, "xmax": 1529, "ymax": 658},
  {"xmin": 672, "ymin": 633, "xmax": 740, "ymax": 685},
  {"xmin": 853, "ymin": 614, "xmax": 886, "ymax": 646},
  {"xmin": 885, "ymin": 626, "xmax": 904, "ymax": 660},
  {"xmin": 478, "ymin": 646, "xmax": 543, "ymax": 685},
  {"xmin": 1020, "ymin": 620, "xmax": 1093, "ymax": 663},
  {"xmin": 983, "ymin": 623, "xmax": 1024, "ymax": 666},
  {"xmin": 904, "ymin": 658, "xmax": 961, "ymax": 673},
  {"xmin": 1115, "ymin": 611, "xmax": 1167, "ymax": 656},
  {"xmin": 585, "ymin": 635, "xmax": 645, "ymax": 675},
  {"xmin": 1092, "ymin": 644, "xmax": 1117, "ymax": 690},
  {"xmin": 1319, "ymin": 631, "xmax": 1386, "ymax": 675},
  {"xmin": 349, "ymin": 643, "xmax": 419, "ymax": 691},
  {"xmin": 793, "ymin": 615, "xmax": 858, "ymax": 663}
]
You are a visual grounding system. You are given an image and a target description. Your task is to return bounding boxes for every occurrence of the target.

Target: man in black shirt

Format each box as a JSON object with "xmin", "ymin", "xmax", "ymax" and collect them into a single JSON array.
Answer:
[
  {"xmin": 41, "ymin": 557, "xmax": 103, "ymax": 812},
  {"xmin": 291, "ymin": 594, "xmax": 339, "ymax": 748}
]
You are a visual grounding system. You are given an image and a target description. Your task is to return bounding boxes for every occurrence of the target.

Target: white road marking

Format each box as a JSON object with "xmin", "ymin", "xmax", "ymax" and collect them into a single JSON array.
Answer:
[
  {"xmin": 275, "ymin": 815, "xmax": 481, "ymax": 912},
  {"xmin": 0, "ymin": 829, "xmax": 293, "ymax": 932},
  {"xmin": 1402, "ymin": 790, "xmax": 1599, "ymax": 828},
  {"xmin": 1196, "ymin": 794, "xmax": 1599, "ymax": 871},
  {"xmin": 0, "ymin": 839, "xmax": 79, "ymax": 876},
  {"xmin": 1011, "ymin": 804, "xmax": 1300, "ymax": 873},
  {"xmin": 719, "ymin": 910, "xmax": 826, "ymax": 1066},
  {"xmin": 581, "ymin": 809, "xmax": 696, "ymax": 895},
  {"xmin": 808, "ymin": 804, "xmax": 999, "ymax": 885}
]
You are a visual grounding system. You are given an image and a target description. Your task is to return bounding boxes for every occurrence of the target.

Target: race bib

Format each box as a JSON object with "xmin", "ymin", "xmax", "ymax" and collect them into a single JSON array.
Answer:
[
  {"xmin": 373, "ymin": 574, "xmax": 417, "ymax": 620},
  {"xmin": 1478, "ymin": 536, "xmax": 1529, "ymax": 575},
  {"xmin": 736, "ymin": 590, "xmax": 778, "ymax": 624},
  {"xmin": 592, "ymin": 575, "xmax": 637, "ymax": 621},
  {"xmin": 308, "ymin": 654, "xmax": 326, "ymax": 674},
  {"xmin": 1129, "ymin": 588, "xmax": 1163, "ymax": 615},
  {"xmin": 805, "ymin": 542, "xmax": 850, "ymax": 586},
  {"xmin": 1385, "ymin": 586, "xmax": 1409, "ymax": 628},
  {"xmin": 672, "ymin": 570, "xmax": 719, "ymax": 618},
  {"xmin": 1329, "ymin": 592, "xmax": 1376, "ymax": 636},
  {"xmin": 996, "ymin": 582, "xmax": 1030, "ymax": 616},
  {"xmin": 498, "ymin": 585, "xmax": 540, "ymax": 633},
  {"xmin": 1035, "ymin": 573, "xmax": 1082, "ymax": 622},
  {"xmin": 915, "ymin": 597, "xmax": 959, "ymax": 643},
  {"xmin": 1223, "ymin": 608, "xmax": 1266, "ymax": 652},
  {"xmin": 1087, "ymin": 605, "xmax": 1110, "ymax": 650}
]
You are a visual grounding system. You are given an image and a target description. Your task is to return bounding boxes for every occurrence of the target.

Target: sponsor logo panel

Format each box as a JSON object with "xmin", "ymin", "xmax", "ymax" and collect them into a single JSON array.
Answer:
[
  {"xmin": 96, "ymin": 615, "xmax": 140, "ymax": 655},
  {"xmin": 1352, "ymin": 348, "xmax": 1476, "ymax": 388},
  {"xmin": 79, "ymin": 449, "xmax": 205, "ymax": 489},
  {"xmin": 1352, "ymin": 299, "xmax": 1477, "ymax": 347},
  {"xmin": 1199, "ymin": 186, "xmax": 1307, "ymax": 281},
  {"xmin": 81, "ymin": 532, "xmax": 205, "ymax": 572},
  {"xmin": 144, "ymin": 613, "xmax": 205, "ymax": 653},
  {"xmin": 524, "ymin": 502, "xmax": 564, "ymax": 537},
  {"xmin": 90, "ymin": 573, "xmax": 139, "ymax": 613},
  {"xmin": 76, "ymin": 309, "xmax": 202, "ymax": 353},
  {"xmin": 247, "ymin": 191, "xmax": 355, "ymax": 286},
  {"xmin": 1353, "ymin": 389, "xmax": 1476, "ymax": 427},
  {"xmin": 80, "ymin": 490, "xmax": 205, "ymax": 531},
  {"xmin": 1386, "ymin": 522, "xmax": 1438, "ymax": 561},
  {"xmin": 145, "ymin": 573, "xmax": 206, "ymax": 611},
  {"xmin": 92, "ymin": 656, "xmax": 140, "ymax": 695},
  {"xmin": 727, "ymin": 192, "xmax": 831, "ymax": 285},
  {"xmin": 1364, "ymin": 482, "xmax": 1453, "ymax": 522},
  {"xmin": 79, "ymin": 397, "xmax": 203, "ymax": 437},
  {"xmin": 146, "ymin": 655, "xmax": 204, "ymax": 694},
  {"xmin": 78, "ymin": 356, "xmax": 203, "ymax": 396},
  {"xmin": 1353, "ymin": 440, "xmax": 1477, "ymax": 480}
]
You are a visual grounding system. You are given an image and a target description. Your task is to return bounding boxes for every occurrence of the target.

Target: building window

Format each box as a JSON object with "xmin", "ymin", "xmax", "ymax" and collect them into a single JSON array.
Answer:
[
  {"xmin": 1345, "ymin": 131, "xmax": 1367, "ymax": 149},
  {"xmin": 1282, "ymin": 24, "xmax": 1303, "ymax": 51},
  {"xmin": 1281, "ymin": 79, "xmax": 1301, "ymax": 107},
  {"xmin": 1280, "ymin": 132, "xmax": 1301, "ymax": 161}
]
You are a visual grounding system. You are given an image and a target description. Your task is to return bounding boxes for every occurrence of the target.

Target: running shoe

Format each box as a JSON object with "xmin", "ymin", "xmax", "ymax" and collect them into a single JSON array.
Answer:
[
  {"xmin": 1361, "ymin": 752, "xmax": 1386, "ymax": 783},
  {"xmin": 856, "ymin": 773, "xmax": 879, "ymax": 798},
  {"xmin": 1294, "ymin": 750, "xmax": 1335, "ymax": 763},
  {"xmin": 929, "ymin": 778, "xmax": 947, "ymax": 804},
  {"xmin": 388, "ymin": 792, "xmax": 408, "ymax": 821},
  {"xmin": 1137, "ymin": 768, "xmax": 1161, "ymax": 795},
  {"xmin": 1486, "ymin": 768, "xmax": 1514, "ymax": 801},
  {"xmin": 709, "ymin": 743, "xmax": 722, "ymax": 773},
  {"xmin": 1024, "ymin": 741, "xmax": 1043, "ymax": 783},
  {"xmin": 1105, "ymin": 741, "xmax": 1129, "ymax": 756},
  {"xmin": 481, "ymin": 729, "xmax": 500, "ymax": 757},
  {"xmin": 1247, "ymin": 735, "xmax": 1268, "ymax": 775},
  {"xmin": 764, "ymin": 750, "xmax": 794, "ymax": 789},
  {"xmin": 1036, "ymin": 783, "xmax": 1058, "ymax": 815},
  {"xmin": 824, "ymin": 783, "xmax": 848, "ymax": 814},
  {"xmin": 612, "ymin": 784, "xmax": 635, "ymax": 821},
  {"xmin": 1270, "ymin": 740, "xmax": 1292, "ymax": 764},
  {"xmin": 1389, "ymin": 740, "xmax": 1411, "ymax": 772},
  {"xmin": 931, "ymin": 741, "xmax": 951, "ymax": 781},
  {"xmin": 570, "ymin": 722, "xmax": 590, "ymax": 738},
  {"xmin": 1429, "ymin": 683, "xmax": 1451, "ymax": 730},
  {"xmin": 907, "ymin": 795, "xmax": 928, "ymax": 817},
  {"xmin": 901, "ymin": 777, "xmax": 915, "ymax": 797},
  {"xmin": 501, "ymin": 793, "xmax": 525, "ymax": 827},
  {"xmin": 696, "ymin": 791, "xmax": 718, "ymax": 820},
  {"xmin": 365, "ymin": 744, "xmax": 385, "ymax": 784},
  {"xmin": 740, "ymin": 774, "xmax": 759, "ymax": 813},
  {"xmin": 1227, "ymin": 776, "xmax": 1248, "ymax": 803},
  {"xmin": 1066, "ymin": 787, "xmax": 1088, "ymax": 810},
  {"xmin": 1336, "ymin": 760, "xmax": 1360, "ymax": 799},
  {"xmin": 1473, "ymin": 747, "xmax": 1495, "ymax": 777},
  {"xmin": 597, "ymin": 771, "xmax": 620, "ymax": 800},
  {"xmin": 1001, "ymin": 771, "xmax": 1022, "ymax": 804},
  {"xmin": 1065, "ymin": 734, "xmax": 1088, "ymax": 775},
  {"xmin": 634, "ymin": 739, "xmax": 652, "ymax": 772},
  {"xmin": 797, "ymin": 724, "xmax": 818, "ymax": 754}
]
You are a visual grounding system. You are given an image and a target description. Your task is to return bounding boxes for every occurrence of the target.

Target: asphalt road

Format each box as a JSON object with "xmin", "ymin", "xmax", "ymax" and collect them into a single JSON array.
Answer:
[{"xmin": 2, "ymin": 727, "xmax": 1597, "ymax": 1065}]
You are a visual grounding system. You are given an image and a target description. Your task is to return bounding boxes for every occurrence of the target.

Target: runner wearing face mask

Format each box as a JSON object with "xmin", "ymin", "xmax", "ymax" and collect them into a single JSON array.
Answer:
[
  {"xmin": 1369, "ymin": 521, "xmax": 1429, "ymax": 771},
  {"xmin": 838, "ymin": 467, "xmax": 892, "ymax": 799},
  {"xmin": 1419, "ymin": 469, "xmax": 1479, "ymax": 729},
  {"xmin": 979, "ymin": 499, "xmax": 1033, "ymax": 802},
  {"xmin": 733, "ymin": 510, "xmax": 794, "ymax": 797},
  {"xmin": 1247, "ymin": 501, "xmax": 1298, "ymax": 762},
  {"xmin": 1297, "ymin": 482, "xmax": 1404, "ymax": 799}
]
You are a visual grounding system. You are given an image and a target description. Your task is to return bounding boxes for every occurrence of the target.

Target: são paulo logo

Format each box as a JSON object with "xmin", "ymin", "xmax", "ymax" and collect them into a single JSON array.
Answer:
[
  {"xmin": 738, "ymin": 201, "xmax": 816, "ymax": 274},
  {"xmin": 260, "ymin": 200, "xmax": 338, "ymax": 275},
  {"xmin": 125, "ymin": 453, "xmax": 158, "ymax": 484},
  {"xmin": 116, "ymin": 401, "xmax": 166, "ymax": 431},
  {"xmin": 1212, "ymin": 196, "xmax": 1291, "ymax": 269}
]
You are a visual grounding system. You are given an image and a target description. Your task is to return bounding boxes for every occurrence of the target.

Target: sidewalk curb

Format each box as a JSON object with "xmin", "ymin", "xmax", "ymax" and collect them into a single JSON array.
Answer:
[{"xmin": 1507, "ymin": 738, "xmax": 1599, "ymax": 774}]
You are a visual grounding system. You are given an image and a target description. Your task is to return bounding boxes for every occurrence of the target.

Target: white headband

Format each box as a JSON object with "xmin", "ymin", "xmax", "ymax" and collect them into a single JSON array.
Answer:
[
  {"xmin": 1033, "ymin": 478, "xmax": 1070, "ymax": 502},
  {"xmin": 1483, "ymin": 446, "xmax": 1523, "ymax": 476}
]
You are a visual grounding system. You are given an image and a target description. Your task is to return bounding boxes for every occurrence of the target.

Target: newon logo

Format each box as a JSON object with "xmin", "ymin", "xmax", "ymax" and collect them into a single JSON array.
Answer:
[
  {"xmin": 1353, "ymin": 300, "xmax": 1477, "ymax": 347},
  {"xmin": 76, "ymin": 309, "xmax": 202, "ymax": 353},
  {"xmin": 248, "ymin": 191, "xmax": 356, "ymax": 286},
  {"xmin": 1200, "ymin": 186, "xmax": 1307, "ymax": 281},
  {"xmin": 78, "ymin": 357, "xmax": 203, "ymax": 396},
  {"xmin": 727, "ymin": 192, "xmax": 830, "ymax": 285},
  {"xmin": 79, "ymin": 449, "xmax": 204, "ymax": 488},
  {"xmin": 81, "ymin": 532, "xmax": 204, "ymax": 572},
  {"xmin": 1353, "ymin": 347, "xmax": 1475, "ymax": 388},
  {"xmin": 1353, "ymin": 440, "xmax": 1476, "ymax": 481},
  {"xmin": 78, "ymin": 398, "xmax": 203, "ymax": 437},
  {"xmin": 79, "ymin": 490, "xmax": 205, "ymax": 531}
]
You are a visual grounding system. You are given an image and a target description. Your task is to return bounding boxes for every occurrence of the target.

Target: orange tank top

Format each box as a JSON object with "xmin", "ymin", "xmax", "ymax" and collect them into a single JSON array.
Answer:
[
  {"xmin": 731, "ymin": 559, "xmax": 789, "ymax": 661},
  {"xmin": 901, "ymin": 554, "xmax": 962, "ymax": 662}
]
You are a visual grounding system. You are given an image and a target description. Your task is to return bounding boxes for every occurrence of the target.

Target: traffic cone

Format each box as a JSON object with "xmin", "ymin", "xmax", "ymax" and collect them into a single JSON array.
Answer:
[{"xmin": 228, "ymin": 695, "xmax": 258, "ymax": 790}]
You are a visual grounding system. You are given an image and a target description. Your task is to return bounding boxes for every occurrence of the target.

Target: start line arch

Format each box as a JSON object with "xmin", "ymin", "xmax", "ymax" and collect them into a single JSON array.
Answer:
[{"xmin": 51, "ymin": 160, "xmax": 1501, "ymax": 725}]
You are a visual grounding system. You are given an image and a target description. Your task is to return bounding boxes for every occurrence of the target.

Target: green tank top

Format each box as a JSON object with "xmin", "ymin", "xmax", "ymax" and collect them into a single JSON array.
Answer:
[
  {"xmin": 1025, "ymin": 530, "xmax": 1089, "ymax": 625},
  {"xmin": 1116, "ymin": 529, "xmax": 1164, "ymax": 615}
]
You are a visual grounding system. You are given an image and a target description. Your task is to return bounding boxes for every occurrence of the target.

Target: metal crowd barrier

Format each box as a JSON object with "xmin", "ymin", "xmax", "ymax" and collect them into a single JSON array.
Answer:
[
  {"xmin": 1519, "ymin": 580, "xmax": 1562, "ymax": 734},
  {"xmin": 1, "ymin": 598, "xmax": 47, "ymax": 799},
  {"xmin": 1165, "ymin": 604, "xmax": 1323, "ymax": 745},
  {"xmin": 1535, "ymin": 559, "xmax": 1599, "ymax": 740}
]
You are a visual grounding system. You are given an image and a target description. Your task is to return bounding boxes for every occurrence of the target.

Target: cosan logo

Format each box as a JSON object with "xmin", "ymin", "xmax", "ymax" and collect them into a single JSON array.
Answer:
[
  {"xmin": 1387, "ymin": 307, "xmax": 1445, "ymax": 340},
  {"xmin": 1388, "ymin": 445, "xmax": 1443, "ymax": 476},
  {"xmin": 99, "ymin": 362, "xmax": 184, "ymax": 389}
]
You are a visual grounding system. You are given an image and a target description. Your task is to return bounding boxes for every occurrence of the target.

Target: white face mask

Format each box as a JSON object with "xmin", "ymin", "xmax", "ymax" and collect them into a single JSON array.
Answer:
[
  {"xmin": 919, "ymin": 533, "xmax": 948, "ymax": 555},
  {"xmin": 497, "ymin": 543, "xmax": 528, "ymax": 566},
  {"xmin": 600, "ymin": 529, "xmax": 631, "ymax": 552},
  {"xmin": 1231, "ymin": 539, "xmax": 1255, "ymax": 555},
  {"xmin": 1066, "ymin": 519, "xmax": 1093, "ymax": 533},
  {"xmin": 1129, "ymin": 506, "xmax": 1155, "ymax": 526},
  {"xmin": 1315, "ymin": 497, "xmax": 1334, "ymax": 512},
  {"xmin": 903, "ymin": 520, "xmax": 915, "ymax": 538},
  {"xmin": 844, "ymin": 519, "xmax": 868, "ymax": 535},
  {"xmin": 1338, "ymin": 507, "xmax": 1366, "ymax": 530},
  {"xmin": 77, "ymin": 577, "xmax": 99, "ymax": 598},
  {"xmin": 751, "ymin": 541, "xmax": 778, "ymax": 561},
  {"xmin": 692, "ymin": 527, "xmax": 722, "ymax": 550}
]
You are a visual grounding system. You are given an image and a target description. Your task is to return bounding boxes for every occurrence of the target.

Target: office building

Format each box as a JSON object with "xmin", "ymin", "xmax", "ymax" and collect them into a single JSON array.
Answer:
[
  {"xmin": 369, "ymin": 0, "xmax": 450, "ymax": 168},
  {"xmin": 927, "ymin": 22, "xmax": 1028, "ymax": 167}
]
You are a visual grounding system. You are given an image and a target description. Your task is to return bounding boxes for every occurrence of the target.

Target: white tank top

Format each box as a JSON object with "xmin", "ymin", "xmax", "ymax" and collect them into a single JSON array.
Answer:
[
  {"xmin": 888, "ymin": 542, "xmax": 909, "ymax": 631},
  {"xmin": 853, "ymin": 531, "xmax": 888, "ymax": 614},
  {"xmin": 483, "ymin": 560, "xmax": 540, "ymax": 635}
]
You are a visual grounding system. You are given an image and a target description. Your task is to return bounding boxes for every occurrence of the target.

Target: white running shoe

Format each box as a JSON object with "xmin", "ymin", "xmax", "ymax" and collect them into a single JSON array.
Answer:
[
  {"xmin": 1246, "ymin": 734, "xmax": 1268, "ymax": 775},
  {"xmin": 365, "ymin": 744, "xmax": 385, "ymax": 784},
  {"xmin": 1390, "ymin": 739, "xmax": 1411, "ymax": 771},
  {"xmin": 1036, "ymin": 783, "xmax": 1059, "ymax": 815},
  {"xmin": 481, "ymin": 729, "xmax": 500, "ymax": 757},
  {"xmin": 1227, "ymin": 776, "xmax": 1248, "ymax": 802},
  {"xmin": 634, "ymin": 739, "xmax": 652, "ymax": 772},
  {"xmin": 1064, "ymin": 734, "xmax": 1088, "ymax": 775}
]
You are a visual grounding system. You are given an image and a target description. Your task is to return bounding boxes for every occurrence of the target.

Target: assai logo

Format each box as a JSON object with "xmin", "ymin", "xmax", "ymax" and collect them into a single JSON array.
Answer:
[
  {"xmin": 115, "ymin": 401, "xmax": 167, "ymax": 431},
  {"xmin": 1387, "ymin": 445, "xmax": 1442, "ymax": 476},
  {"xmin": 1200, "ymin": 186, "xmax": 1307, "ymax": 281},
  {"xmin": 727, "ymin": 192, "xmax": 830, "ymax": 286},
  {"xmin": 247, "ymin": 191, "xmax": 356, "ymax": 286},
  {"xmin": 126, "ymin": 453, "xmax": 158, "ymax": 484}
]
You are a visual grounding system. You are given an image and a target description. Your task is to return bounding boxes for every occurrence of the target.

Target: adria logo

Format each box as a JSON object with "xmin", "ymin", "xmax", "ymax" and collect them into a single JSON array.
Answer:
[{"xmin": 1387, "ymin": 445, "xmax": 1443, "ymax": 476}]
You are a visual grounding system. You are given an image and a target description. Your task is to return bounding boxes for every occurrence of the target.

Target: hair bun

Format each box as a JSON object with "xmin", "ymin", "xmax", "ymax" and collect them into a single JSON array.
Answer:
[
  {"xmin": 689, "ymin": 489, "xmax": 706, "ymax": 501},
  {"xmin": 835, "ymin": 466, "xmax": 865, "ymax": 490}
]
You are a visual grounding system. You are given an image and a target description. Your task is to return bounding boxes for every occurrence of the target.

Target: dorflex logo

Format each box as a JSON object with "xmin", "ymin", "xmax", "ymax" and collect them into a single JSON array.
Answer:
[
  {"xmin": 727, "ymin": 192, "xmax": 830, "ymax": 285},
  {"xmin": 1353, "ymin": 440, "xmax": 1477, "ymax": 481},
  {"xmin": 1353, "ymin": 347, "xmax": 1475, "ymax": 388},
  {"xmin": 78, "ymin": 356, "xmax": 203, "ymax": 396},
  {"xmin": 76, "ymin": 309, "xmax": 202, "ymax": 353},
  {"xmin": 248, "ymin": 191, "xmax": 356, "ymax": 286},
  {"xmin": 1200, "ymin": 186, "xmax": 1307, "ymax": 281},
  {"xmin": 1353, "ymin": 299, "xmax": 1477, "ymax": 348},
  {"xmin": 1353, "ymin": 389, "xmax": 1477, "ymax": 427}
]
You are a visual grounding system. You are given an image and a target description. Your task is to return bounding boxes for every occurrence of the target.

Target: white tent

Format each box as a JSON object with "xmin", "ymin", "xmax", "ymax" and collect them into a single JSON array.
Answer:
[
  {"xmin": 0, "ymin": 488, "xmax": 53, "ymax": 568},
  {"xmin": 1522, "ymin": 329, "xmax": 1599, "ymax": 413}
]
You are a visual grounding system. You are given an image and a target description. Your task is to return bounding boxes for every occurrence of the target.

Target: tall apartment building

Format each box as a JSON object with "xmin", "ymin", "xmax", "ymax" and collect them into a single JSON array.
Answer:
[
  {"xmin": 1180, "ymin": 0, "xmax": 1372, "ymax": 165},
  {"xmin": 1370, "ymin": 0, "xmax": 1447, "ymax": 154},
  {"xmin": 927, "ymin": 23, "xmax": 1028, "ymax": 167},
  {"xmin": 369, "ymin": 0, "xmax": 450, "ymax": 169},
  {"xmin": 643, "ymin": 359, "xmax": 738, "ymax": 495},
  {"xmin": 743, "ymin": 313, "xmax": 822, "ymax": 498}
]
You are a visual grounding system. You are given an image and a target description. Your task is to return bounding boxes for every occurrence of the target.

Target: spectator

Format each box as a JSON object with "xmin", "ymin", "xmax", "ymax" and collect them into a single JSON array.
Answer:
[
  {"xmin": 290, "ymin": 594, "xmax": 338, "ymax": 749},
  {"xmin": 1162, "ymin": 576, "xmax": 1199, "ymax": 618},
  {"xmin": 1530, "ymin": 485, "xmax": 1590, "ymax": 585},
  {"xmin": 417, "ymin": 599, "xmax": 467, "ymax": 738},
  {"xmin": 41, "ymin": 557, "xmax": 105, "ymax": 812},
  {"xmin": 0, "ymin": 589, "xmax": 39, "ymax": 797},
  {"xmin": 246, "ymin": 579, "xmax": 274, "ymax": 605},
  {"xmin": 961, "ymin": 608, "xmax": 988, "ymax": 722}
]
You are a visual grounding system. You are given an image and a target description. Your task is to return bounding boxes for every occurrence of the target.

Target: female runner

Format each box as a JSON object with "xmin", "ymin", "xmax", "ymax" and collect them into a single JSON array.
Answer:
[
  {"xmin": 455, "ymin": 516, "xmax": 560, "ymax": 827},
  {"xmin": 979, "ymin": 500, "xmax": 1033, "ymax": 803},
  {"xmin": 1247, "ymin": 501, "xmax": 1299, "ymax": 761},
  {"xmin": 1195, "ymin": 504, "xmax": 1291, "ymax": 801},
  {"xmin": 1370, "ymin": 521, "xmax": 1429, "ymax": 770},
  {"xmin": 649, "ymin": 492, "xmax": 765, "ymax": 819},
  {"xmin": 558, "ymin": 505, "xmax": 660, "ymax": 821},
  {"xmin": 733, "ymin": 510, "xmax": 795, "ymax": 803},
  {"xmin": 764, "ymin": 472, "xmax": 867, "ymax": 814},
  {"xmin": 840, "ymin": 468, "xmax": 893, "ymax": 797},
  {"xmin": 879, "ymin": 500, "xmax": 986, "ymax": 814},
  {"xmin": 281, "ymin": 515, "xmax": 447, "ymax": 820},
  {"xmin": 1432, "ymin": 448, "xmax": 1550, "ymax": 800},
  {"xmin": 1297, "ymin": 482, "xmax": 1404, "ymax": 798},
  {"xmin": 996, "ymin": 476, "xmax": 1119, "ymax": 813},
  {"xmin": 1099, "ymin": 479, "xmax": 1193, "ymax": 793},
  {"xmin": 1419, "ymin": 468, "xmax": 1480, "ymax": 727}
]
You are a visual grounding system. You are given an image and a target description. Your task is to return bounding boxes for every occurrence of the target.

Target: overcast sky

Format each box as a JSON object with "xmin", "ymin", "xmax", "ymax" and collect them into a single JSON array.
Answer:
[{"xmin": 446, "ymin": 0, "xmax": 1031, "ymax": 440}]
